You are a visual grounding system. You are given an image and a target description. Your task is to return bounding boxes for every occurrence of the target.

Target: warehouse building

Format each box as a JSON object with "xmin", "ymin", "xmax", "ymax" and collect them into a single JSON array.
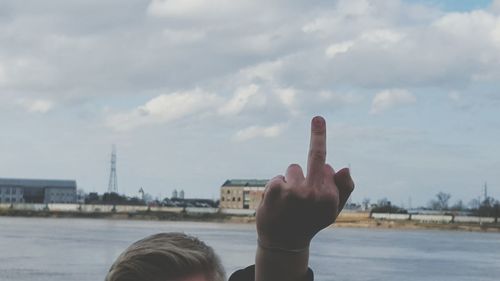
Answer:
[
  {"xmin": 219, "ymin": 179, "xmax": 268, "ymax": 210},
  {"xmin": 0, "ymin": 178, "xmax": 77, "ymax": 204}
]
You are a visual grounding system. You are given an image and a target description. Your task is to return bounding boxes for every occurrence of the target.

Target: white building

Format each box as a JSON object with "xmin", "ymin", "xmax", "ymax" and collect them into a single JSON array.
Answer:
[
  {"xmin": 0, "ymin": 178, "xmax": 77, "ymax": 204},
  {"xmin": 0, "ymin": 186, "xmax": 24, "ymax": 204}
]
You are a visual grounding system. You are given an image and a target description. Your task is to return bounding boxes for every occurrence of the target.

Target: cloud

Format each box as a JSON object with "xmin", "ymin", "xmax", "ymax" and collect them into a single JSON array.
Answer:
[
  {"xmin": 16, "ymin": 98, "xmax": 54, "ymax": 114},
  {"xmin": 359, "ymin": 29, "xmax": 405, "ymax": 45},
  {"xmin": 232, "ymin": 124, "xmax": 286, "ymax": 142},
  {"xmin": 0, "ymin": 63, "xmax": 6, "ymax": 85},
  {"xmin": 318, "ymin": 91, "xmax": 362, "ymax": 104},
  {"xmin": 106, "ymin": 88, "xmax": 219, "ymax": 131},
  {"xmin": 325, "ymin": 41, "xmax": 354, "ymax": 58},
  {"xmin": 147, "ymin": 0, "xmax": 255, "ymax": 19},
  {"xmin": 5, "ymin": 0, "xmax": 500, "ymax": 109},
  {"xmin": 275, "ymin": 87, "xmax": 298, "ymax": 111},
  {"xmin": 370, "ymin": 89, "xmax": 416, "ymax": 114},
  {"xmin": 238, "ymin": 60, "xmax": 284, "ymax": 83},
  {"xmin": 218, "ymin": 84, "xmax": 264, "ymax": 116},
  {"xmin": 162, "ymin": 28, "xmax": 206, "ymax": 44},
  {"xmin": 325, "ymin": 29, "xmax": 403, "ymax": 59}
]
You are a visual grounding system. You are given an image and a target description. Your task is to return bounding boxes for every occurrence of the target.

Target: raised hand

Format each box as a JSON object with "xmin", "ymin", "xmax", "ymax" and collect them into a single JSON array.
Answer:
[{"xmin": 256, "ymin": 116, "xmax": 355, "ymax": 250}]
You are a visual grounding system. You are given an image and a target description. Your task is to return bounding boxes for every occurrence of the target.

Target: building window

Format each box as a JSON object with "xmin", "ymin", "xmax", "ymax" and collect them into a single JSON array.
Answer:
[
  {"xmin": 232, "ymin": 197, "xmax": 235, "ymax": 201},
  {"xmin": 227, "ymin": 190, "xmax": 230, "ymax": 194},
  {"xmin": 221, "ymin": 197, "xmax": 225, "ymax": 201},
  {"xmin": 237, "ymin": 197, "xmax": 241, "ymax": 202}
]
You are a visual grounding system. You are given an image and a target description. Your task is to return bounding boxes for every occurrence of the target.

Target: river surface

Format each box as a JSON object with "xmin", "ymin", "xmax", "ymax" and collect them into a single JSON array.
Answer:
[{"xmin": 0, "ymin": 217, "xmax": 499, "ymax": 281}]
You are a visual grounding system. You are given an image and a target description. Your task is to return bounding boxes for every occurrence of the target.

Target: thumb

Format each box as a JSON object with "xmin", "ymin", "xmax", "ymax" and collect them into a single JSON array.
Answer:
[{"xmin": 334, "ymin": 168, "xmax": 355, "ymax": 212}]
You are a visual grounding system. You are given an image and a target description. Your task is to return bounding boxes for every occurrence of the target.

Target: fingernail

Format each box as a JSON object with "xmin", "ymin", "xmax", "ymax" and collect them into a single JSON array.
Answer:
[{"xmin": 312, "ymin": 116, "xmax": 325, "ymax": 130}]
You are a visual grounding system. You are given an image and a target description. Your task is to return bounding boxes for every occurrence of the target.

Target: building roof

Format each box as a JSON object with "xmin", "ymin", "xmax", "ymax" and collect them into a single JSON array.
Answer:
[
  {"xmin": 222, "ymin": 179, "xmax": 268, "ymax": 187},
  {"xmin": 0, "ymin": 178, "xmax": 77, "ymax": 189}
]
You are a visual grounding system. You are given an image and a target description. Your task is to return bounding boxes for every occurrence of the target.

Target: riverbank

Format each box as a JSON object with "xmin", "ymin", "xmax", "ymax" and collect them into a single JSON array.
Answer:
[
  {"xmin": 1, "ymin": 208, "xmax": 499, "ymax": 233},
  {"xmin": 334, "ymin": 217, "xmax": 500, "ymax": 233}
]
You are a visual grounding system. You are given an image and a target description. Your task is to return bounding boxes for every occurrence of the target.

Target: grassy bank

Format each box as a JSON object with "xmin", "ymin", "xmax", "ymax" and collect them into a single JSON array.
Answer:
[
  {"xmin": 1, "ymin": 209, "xmax": 499, "ymax": 232},
  {"xmin": 335, "ymin": 218, "xmax": 500, "ymax": 232}
]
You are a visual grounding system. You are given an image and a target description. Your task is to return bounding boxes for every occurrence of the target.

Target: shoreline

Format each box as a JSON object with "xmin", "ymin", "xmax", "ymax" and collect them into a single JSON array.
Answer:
[{"xmin": 1, "ymin": 209, "xmax": 499, "ymax": 233}]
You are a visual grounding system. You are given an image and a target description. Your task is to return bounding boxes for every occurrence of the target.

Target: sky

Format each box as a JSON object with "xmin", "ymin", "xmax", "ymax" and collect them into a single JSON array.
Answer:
[{"xmin": 0, "ymin": 0, "xmax": 499, "ymax": 207}]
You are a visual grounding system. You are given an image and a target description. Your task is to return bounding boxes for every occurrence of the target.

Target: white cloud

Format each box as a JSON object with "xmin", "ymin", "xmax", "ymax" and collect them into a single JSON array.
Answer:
[
  {"xmin": 359, "ymin": 29, "xmax": 405, "ymax": 45},
  {"xmin": 335, "ymin": 0, "xmax": 373, "ymax": 16},
  {"xmin": 238, "ymin": 60, "xmax": 284, "ymax": 83},
  {"xmin": 16, "ymin": 99, "xmax": 54, "ymax": 114},
  {"xmin": 325, "ymin": 41, "xmax": 354, "ymax": 58},
  {"xmin": 492, "ymin": 0, "xmax": 500, "ymax": 13},
  {"xmin": 232, "ymin": 124, "xmax": 286, "ymax": 142},
  {"xmin": 148, "ymin": 0, "xmax": 208, "ymax": 17},
  {"xmin": 0, "ymin": 63, "xmax": 6, "ymax": 85},
  {"xmin": 275, "ymin": 87, "xmax": 297, "ymax": 109},
  {"xmin": 218, "ymin": 84, "xmax": 263, "ymax": 116},
  {"xmin": 370, "ymin": 89, "xmax": 416, "ymax": 114},
  {"xmin": 106, "ymin": 88, "xmax": 219, "ymax": 131},
  {"xmin": 434, "ymin": 11, "xmax": 496, "ymax": 37},
  {"xmin": 319, "ymin": 91, "xmax": 362, "ymax": 104},
  {"xmin": 147, "ymin": 0, "xmax": 254, "ymax": 18},
  {"xmin": 162, "ymin": 28, "xmax": 206, "ymax": 44},
  {"xmin": 325, "ymin": 30, "xmax": 403, "ymax": 59}
]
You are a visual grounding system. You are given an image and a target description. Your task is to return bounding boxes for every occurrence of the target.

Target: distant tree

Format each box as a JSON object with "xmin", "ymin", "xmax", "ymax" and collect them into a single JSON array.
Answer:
[
  {"xmin": 85, "ymin": 192, "xmax": 100, "ymax": 204},
  {"xmin": 377, "ymin": 198, "xmax": 390, "ymax": 207},
  {"xmin": 494, "ymin": 201, "xmax": 500, "ymax": 223},
  {"xmin": 476, "ymin": 197, "xmax": 498, "ymax": 217},
  {"xmin": 143, "ymin": 193, "xmax": 154, "ymax": 204},
  {"xmin": 102, "ymin": 192, "xmax": 127, "ymax": 204},
  {"xmin": 362, "ymin": 198, "xmax": 371, "ymax": 210},
  {"xmin": 76, "ymin": 189, "xmax": 86, "ymax": 203},
  {"xmin": 127, "ymin": 197, "xmax": 145, "ymax": 206},
  {"xmin": 429, "ymin": 192, "xmax": 451, "ymax": 210},
  {"xmin": 371, "ymin": 198, "xmax": 407, "ymax": 214},
  {"xmin": 450, "ymin": 200, "xmax": 465, "ymax": 211},
  {"xmin": 469, "ymin": 198, "xmax": 481, "ymax": 210},
  {"xmin": 436, "ymin": 192, "xmax": 451, "ymax": 210}
]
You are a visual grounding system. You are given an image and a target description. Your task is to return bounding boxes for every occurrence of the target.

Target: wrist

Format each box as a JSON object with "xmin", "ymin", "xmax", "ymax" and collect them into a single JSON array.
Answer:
[
  {"xmin": 257, "ymin": 234, "xmax": 311, "ymax": 251},
  {"xmin": 256, "ymin": 243, "xmax": 310, "ymax": 281},
  {"xmin": 257, "ymin": 238, "xmax": 309, "ymax": 254}
]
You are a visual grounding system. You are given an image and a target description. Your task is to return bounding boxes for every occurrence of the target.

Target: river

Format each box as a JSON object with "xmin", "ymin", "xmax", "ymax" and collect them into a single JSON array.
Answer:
[{"xmin": 0, "ymin": 217, "xmax": 499, "ymax": 281}]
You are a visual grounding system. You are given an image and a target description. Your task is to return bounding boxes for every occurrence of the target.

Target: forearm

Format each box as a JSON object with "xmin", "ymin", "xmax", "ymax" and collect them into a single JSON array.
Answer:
[{"xmin": 255, "ymin": 244, "xmax": 310, "ymax": 281}]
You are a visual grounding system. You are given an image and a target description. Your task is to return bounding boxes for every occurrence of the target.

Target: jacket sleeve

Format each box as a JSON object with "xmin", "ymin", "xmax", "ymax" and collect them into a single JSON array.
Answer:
[{"xmin": 228, "ymin": 265, "xmax": 314, "ymax": 281}]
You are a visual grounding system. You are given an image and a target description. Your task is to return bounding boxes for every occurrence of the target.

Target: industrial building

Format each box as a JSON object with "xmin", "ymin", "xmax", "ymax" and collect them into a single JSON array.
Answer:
[
  {"xmin": 0, "ymin": 178, "xmax": 77, "ymax": 204},
  {"xmin": 219, "ymin": 179, "xmax": 268, "ymax": 209}
]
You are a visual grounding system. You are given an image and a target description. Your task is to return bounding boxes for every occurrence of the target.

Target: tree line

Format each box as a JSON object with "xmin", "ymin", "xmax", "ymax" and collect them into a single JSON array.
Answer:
[{"xmin": 367, "ymin": 191, "xmax": 500, "ymax": 218}]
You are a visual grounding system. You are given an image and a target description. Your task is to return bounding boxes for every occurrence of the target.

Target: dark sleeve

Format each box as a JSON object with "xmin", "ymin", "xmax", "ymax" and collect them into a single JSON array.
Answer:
[{"xmin": 229, "ymin": 265, "xmax": 314, "ymax": 281}]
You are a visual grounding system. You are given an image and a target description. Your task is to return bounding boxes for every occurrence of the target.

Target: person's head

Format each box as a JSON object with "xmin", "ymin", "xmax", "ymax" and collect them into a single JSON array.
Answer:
[{"xmin": 105, "ymin": 232, "xmax": 225, "ymax": 281}]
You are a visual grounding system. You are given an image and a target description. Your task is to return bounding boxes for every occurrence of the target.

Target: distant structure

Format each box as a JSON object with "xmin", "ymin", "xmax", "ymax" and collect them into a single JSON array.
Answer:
[
  {"xmin": 107, "ymin": 145, "xmax": 118, "ymax": 193},
  {"xmin": 0, "ymin": 178, "xmax": 77, "ymax": 204},
  {"xmin": 172, "ymin": 189, "xmax": 178, "ymax": 199},
  {"xmin": 484, "ymin": 182, "xmax": 488, "ymax": 202},
  {"xmin": 179, "ymin": 190, "xmax": 185, "ymax": 199},
  {"xmin": 219, "ymin": 179, "xmax": 268, "ymax": 210},
  {"xmin": 139, "ymin": 187, "xmax": 145, "ymax": 201}
]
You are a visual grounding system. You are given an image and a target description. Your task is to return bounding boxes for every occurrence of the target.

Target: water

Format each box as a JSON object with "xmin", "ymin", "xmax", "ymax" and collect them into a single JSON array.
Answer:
[{"xmin": 0, "ymin": 217, "xmax": 499, "ymax": 281}]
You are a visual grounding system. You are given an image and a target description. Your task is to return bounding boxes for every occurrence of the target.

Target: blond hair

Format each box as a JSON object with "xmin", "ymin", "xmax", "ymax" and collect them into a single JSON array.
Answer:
[{"xmin": 105, "ymin": 233, "xmax": 225, "ymax": 281}]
